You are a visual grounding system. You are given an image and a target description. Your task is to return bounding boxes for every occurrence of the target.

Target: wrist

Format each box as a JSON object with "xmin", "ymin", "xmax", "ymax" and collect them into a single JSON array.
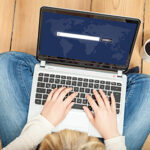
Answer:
[{"xmin": 103, "ymin": 131, "xmax": 120, "ymax": 140}]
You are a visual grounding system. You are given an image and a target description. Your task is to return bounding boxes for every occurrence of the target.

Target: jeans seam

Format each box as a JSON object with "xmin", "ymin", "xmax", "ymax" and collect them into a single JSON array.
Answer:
[
  {"xmin": 126, "ymin": 80, "xmax": 136, "ymax": 104},
  {"xmin": 19, "ymin": 61, "xmax": 30, "ymax": 98}
]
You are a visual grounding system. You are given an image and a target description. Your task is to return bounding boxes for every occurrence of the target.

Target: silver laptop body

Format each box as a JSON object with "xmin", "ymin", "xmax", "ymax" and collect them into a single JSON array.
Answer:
[{"xmin": 28, "ymin": 6, "xmax": 140, "ymax": 138}]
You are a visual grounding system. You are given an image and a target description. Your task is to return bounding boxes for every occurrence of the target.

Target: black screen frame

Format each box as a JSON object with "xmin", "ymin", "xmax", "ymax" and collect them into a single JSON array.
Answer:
[{"xmin": 36, "ymin": 6, "xmax": 141, "ymax": 72}]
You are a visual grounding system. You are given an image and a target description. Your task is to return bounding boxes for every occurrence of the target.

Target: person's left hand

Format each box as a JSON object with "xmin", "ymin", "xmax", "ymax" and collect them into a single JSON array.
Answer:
[{"xmin": 41, "ymin": 87, "xmax": 78, "ymax": 126}]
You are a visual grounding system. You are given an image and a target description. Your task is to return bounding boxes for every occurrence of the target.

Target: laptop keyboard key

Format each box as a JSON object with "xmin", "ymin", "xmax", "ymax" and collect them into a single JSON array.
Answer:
[
  {"xmin": 72, "ymin": 104, "xmax": 83, "ymax": 110},
  {"xmin": 111, "ymin": 86, "xmax": 121, "ymax": 91},
  {"xmin": 77, "ymin": 82, "xmax": 82, "ymax": 86},
  {"xmin": 35, "ymin": 99, "xmax": 41, "ymax": 104},
  {"xmin": 85, "ymin": 88, "xmax": 90, "ymax": 93},
  {"xmin": 44, "ymin": 73, "xmax": 49, "ymax": 77},
  {"xmin": 52, "ymin": 84, "xmax": 56, "ymax": 89},
  {"xmin": 72, "ymin": 81, "xmax": 77, "ymax": 86},
  {"xmin": 55, "ymin": 79, "xmax": 60, "ymax": 83},
  {"xmin": 106, "ymin": 81, "xmax": 110, "ymax": 85},
  {"xmin": 89, "ymin": 83, "xmax": 93, "ymax": 88},
  {"xmin": 38, "ymin": 77, "xmax": 43, "ymax": 82},
  {"xmin": 80, "ymin": 93, "xmax": 85, "ymax": 98},
  {"xmin": 95, "ymin": 80, "xmax": 99, "ymax": 83},
  {"xmin": 74, "ymin": 87, "xmax": 79, "ymax": 92},
  {"xmin": 49, "ymin": 79, "xmax": 54, "ymax": 83},
  {"xmin": 100, "ymin": 85, "xmax": 104, "ymax": 89},
  {"xmin": 42, "ymin": 100, "xmax": 46, "ymax": 105},
  {"xmin": 66, "ymin": 80, "xmax": 71, "ymax": 85},
  {"xmin": 43, "ymin": 94, "xmax": 48, "ymax": 99},
  {"xmin": 46, "ymin": 83, "xmax": 51, "ymax": 88},
  {"xmin": 80, "ymin": 88, "xmax": 84, "ymax": 92},
  {"xmin": 94, "ymin": 84, "xmax": 99, "ymax": 88},
  {"xmin": 44, "ymin": 78, "xmax": 48, "ymax": 82},
  {"xmin": 56, "ymin": 75, "xmax": 60, "ymax": 78},
  {"xmin": 36, "ymin": 93, "xmax": 42, "ymax": 98},
  {"xmin": 39, "ymin": 73, "xmax": 43, "ymax": 76},
  {"xmin": 100, "ymin": 81, "xmax": 105, "ymax": 84},
  {"xmin": 111, "ymin": 82, "xmax": 116, "ymax": 85},
  {"xmin": 37, "ymin": 82, "xmax": 45, "ymax": 88},
  {"xmin": 88, "ymin": 106, "xmax": 93, "ymax": 111},
  {"xmin": 83, "ymin": 99, "xmax": 87, "ymax": 104},
  {"xmin": 37, "ymin": 88, "xmax": 46, "ymax": 93},
  {"xmin": 116, "ymin": 109, "xmax": 120, "ymax": 114},
  {"xmin": 105, "ymin": 85, "xmax": 110, "ymax": 90},
  {"xmin": 117, "ymin": 83, "xmax": 122, "ymax": 86},
  {"xmin": 113, "ymin": 92, "xmax": 121, "ymax": 102},
  {"xmin": 50, "ymin": 74, "xmax": 55, "ymax": 77},
  {"xmin": 116, "ymin": 103, "xmax": 120, "ymax": 108},
  {"xmin": 83, "ymin": 83, "xmax": 88, "ymax": 87},
  {"xmin": 61, "ymin": 76, "xmax": 66, "ymax": 79},
  {"xmin": 77, "ymin": 99, "xmax": 82, "ymax": 103},
  {"xmin": 47, "ymin": 89, "xmax": 51, "ymax": 94}
]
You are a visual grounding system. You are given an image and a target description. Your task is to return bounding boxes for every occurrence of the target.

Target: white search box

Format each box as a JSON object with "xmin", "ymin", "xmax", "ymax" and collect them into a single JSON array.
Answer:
[{"xmin": 57, "ymin": 32, "xmax": 100, "ymax": 41}]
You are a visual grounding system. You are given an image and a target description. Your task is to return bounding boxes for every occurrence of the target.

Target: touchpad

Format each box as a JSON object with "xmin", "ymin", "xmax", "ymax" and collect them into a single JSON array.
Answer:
[{"xmin": 53, "ymin": 110, "xmax": 89, "ymax": 133}]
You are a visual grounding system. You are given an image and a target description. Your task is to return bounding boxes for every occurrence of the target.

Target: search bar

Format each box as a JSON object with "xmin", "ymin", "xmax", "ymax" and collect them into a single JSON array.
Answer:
[{"xmin": 57, "ymin": 32, "xmax": 100, "ymax": 41}]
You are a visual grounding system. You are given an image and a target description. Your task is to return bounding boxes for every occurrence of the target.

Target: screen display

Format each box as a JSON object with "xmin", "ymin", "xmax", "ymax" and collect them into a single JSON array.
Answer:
[{"xmin": 39, "ymin": 11, "xmax": 137, "ymax": 66}]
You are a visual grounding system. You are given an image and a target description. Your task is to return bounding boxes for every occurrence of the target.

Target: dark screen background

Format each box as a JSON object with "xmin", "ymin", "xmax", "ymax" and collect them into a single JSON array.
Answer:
[{"xmin": 39, "ymin": 11, "xmax": 137, "ymax": 66}]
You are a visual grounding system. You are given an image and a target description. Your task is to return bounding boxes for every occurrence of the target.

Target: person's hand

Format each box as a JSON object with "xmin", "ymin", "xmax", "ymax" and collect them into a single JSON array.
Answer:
[
  {"xmin": 41, "ymin": 87, "xmax": 78, "ymax": 126},
  {"xmin": 83, "ymin": 89, "xmax": 119, "ymax": 140}
]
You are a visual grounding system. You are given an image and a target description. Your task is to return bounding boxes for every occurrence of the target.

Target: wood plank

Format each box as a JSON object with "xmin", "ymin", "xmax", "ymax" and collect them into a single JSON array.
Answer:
[
  {"xmin": 0, "ymin": 0, "xmax": 15, "ymax": 53},
  {"xmin": 91, "ymin": 0, "xmax": 144, "ymax": 70},
  {"xmin": 142, "ymin": 134, "xmax": 150, "ymax": 150},
  {"xmin": 11, "ymin": 0, "xmax": 91, "ymax": 55},
  {"xmin": 142, "ymin": 0, "xmax": 150, "ymax": 75}
]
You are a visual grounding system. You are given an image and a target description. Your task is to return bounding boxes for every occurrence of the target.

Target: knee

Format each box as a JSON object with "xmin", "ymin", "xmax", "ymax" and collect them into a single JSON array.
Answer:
[
  {"xmin": 0, "ymin": 51, "xmax": 38, "ymax": 71},
  {"xmin": 127, "ymin": 73, "xmax": 150, "ymax": 87},
  {"xmin": 0, "ymin": 52, "xmax": 19, "ymax": 67}
]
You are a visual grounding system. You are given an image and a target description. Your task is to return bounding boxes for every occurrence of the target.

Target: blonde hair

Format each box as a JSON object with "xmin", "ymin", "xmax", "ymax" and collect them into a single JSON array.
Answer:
[{"xmin": 40, "ymin": 129, "xmax": 105, "ymax": 150}]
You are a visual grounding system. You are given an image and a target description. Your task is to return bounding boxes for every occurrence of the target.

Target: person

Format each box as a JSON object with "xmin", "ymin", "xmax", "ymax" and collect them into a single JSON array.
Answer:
[{"xmin": 0, "ymin": 51, "xmax": 150, "ymax": 150}]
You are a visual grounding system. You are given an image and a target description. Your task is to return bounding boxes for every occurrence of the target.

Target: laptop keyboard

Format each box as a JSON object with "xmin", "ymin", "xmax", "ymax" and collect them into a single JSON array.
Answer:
[{"xmin": 35, "ymin": 73, "xmax": 122, "ymax": 114}]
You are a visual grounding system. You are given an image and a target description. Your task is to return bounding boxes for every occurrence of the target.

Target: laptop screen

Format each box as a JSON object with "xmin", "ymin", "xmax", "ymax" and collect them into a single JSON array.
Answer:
[{"xmin": 37, "ymin": 7, "xmax": 140, "ymax": 71}]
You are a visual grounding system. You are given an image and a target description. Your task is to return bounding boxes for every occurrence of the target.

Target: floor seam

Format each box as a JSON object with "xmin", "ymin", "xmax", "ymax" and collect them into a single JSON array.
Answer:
[
  {"xmin": 9, "ymin": 0, "xmax": 16, "ymax": 51},
  {"xmin": 141, "ymin": 0, "xmax": 146, "ymax": 73}
]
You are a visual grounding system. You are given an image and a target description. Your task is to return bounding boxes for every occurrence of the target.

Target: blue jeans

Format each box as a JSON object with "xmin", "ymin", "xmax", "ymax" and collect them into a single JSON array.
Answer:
[{"xmin": 0, "ymin": 52, "xmax": 150, "ymax": 150}]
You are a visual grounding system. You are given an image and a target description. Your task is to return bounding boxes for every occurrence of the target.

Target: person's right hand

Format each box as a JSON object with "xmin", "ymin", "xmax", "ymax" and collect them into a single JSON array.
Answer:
[
  {"xmin": 83, "ymin": 89, "xmax": 119, "ymax": 140},
  {"xmin": 41, "ymin": 87, "xmax": 78, "ymax": 126}
]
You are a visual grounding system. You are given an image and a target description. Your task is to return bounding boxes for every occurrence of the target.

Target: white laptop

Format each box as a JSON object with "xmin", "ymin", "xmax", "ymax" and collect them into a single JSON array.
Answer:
[{"xmin": 28, "ymin": 6, "xmax": 140, "ymax": 137}]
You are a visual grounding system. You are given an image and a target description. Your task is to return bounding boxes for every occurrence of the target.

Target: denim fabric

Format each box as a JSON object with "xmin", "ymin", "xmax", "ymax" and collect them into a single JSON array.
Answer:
[{"xmin": 0, "ymin": 51, "xmax": 150, "ymax": 150}]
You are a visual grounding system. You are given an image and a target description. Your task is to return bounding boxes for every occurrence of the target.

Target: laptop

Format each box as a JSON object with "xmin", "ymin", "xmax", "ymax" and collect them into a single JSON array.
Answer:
[{"xmin": 27, "ymin": 6, "xmax": 140, "ymax": 137}]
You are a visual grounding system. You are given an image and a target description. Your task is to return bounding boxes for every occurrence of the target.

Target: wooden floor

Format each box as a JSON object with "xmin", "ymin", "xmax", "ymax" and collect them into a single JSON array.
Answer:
[{"xmin": 0, "ymin": 0, "xmax": 150, "ymax": 149}]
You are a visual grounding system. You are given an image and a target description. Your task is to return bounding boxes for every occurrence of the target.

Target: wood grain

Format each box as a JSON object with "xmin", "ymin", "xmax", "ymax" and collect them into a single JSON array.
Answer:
[
  {"xmin": 11, "ymin": 0, "xmax": 91, "ymax": 55},
  {"xmin": 142, "ymin": 0, "xmax": 150, "ymax": 75},
  {"xmin": 91, "ymin": 0, "xmax": 144, "ymax": 70},
  {"xmin": 0, "ymin": 0, "xmax": 15, "ymax": 53},
  {"xmin": 142, "ymin": 134, "xmax": 150, "ymax": 150}
]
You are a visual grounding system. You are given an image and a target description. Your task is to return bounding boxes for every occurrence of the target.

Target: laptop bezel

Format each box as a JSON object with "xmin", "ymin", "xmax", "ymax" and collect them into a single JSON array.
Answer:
[{"xmin": 36, "ymin": 6, "xmax": 141, "ymax": 72}]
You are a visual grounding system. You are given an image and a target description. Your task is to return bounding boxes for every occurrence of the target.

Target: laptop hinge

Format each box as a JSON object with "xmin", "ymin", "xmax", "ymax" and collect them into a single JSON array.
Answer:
[
  {"xmin": 40, "ymin": 60, "xmax": 46, "ymax": 68},
  {"xmin": 117, "ymin": 70, "xmax": 123, "ymax": 78}
]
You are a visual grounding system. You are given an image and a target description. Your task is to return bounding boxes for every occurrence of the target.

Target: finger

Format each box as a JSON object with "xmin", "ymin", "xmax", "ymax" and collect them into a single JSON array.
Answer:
[
  {"xmin": 57, "ymin": 88, "xmax": 73, "ymax": 101},
  {"xmin": 83, "ymin": 106, "xmax": 94, "ymax": 125},
  {"xmin": 111, "ymin": 93, "xmax": 116, "ymax": 114},
  {"xmin": 93, "ymin": 89, "xmax": 104, "ymax": 108},
  {"xmin": 45, "ymin": 88, "xmax": 57, "ymax": 105},
  {"xmin": 65, "ymin": 102, "xmax": 74, "ymax": 116},
  {"xmin": 86, "ymin": 94, "xmax": 98, "ymax": 112},
  {"xmin": 99, "ymin": 89, "xmax": 111, "ymax": 110},
  {"xmin": 64, "ymin": 92, "xmax": 78, "ymax": 106},
  {"xmin": 51, "ymin": 87, "xmax": 66, "ymax": 101}
]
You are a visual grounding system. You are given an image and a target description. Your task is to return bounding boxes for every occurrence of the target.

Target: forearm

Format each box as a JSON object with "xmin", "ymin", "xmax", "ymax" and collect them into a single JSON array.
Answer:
[
  {"xmin": 2, "ymin": 115, "xmax": 54, "ymax": 150},
  {"xmin": 104, "ymin": 136, "xmax": 126, "ymax": 150}
]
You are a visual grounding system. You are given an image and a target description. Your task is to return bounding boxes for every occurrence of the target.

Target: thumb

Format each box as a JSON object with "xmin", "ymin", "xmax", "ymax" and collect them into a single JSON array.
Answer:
[
  {"xmin": 83, "ymin": 106, "xmax": 94, "ymax": 125},
  {"xmin": 65, "ymin": 102, "xmax": 74, "ymax": 116}
]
